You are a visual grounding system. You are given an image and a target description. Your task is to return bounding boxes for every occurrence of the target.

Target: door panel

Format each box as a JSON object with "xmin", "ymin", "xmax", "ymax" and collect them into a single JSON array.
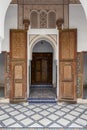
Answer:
[
  {"xmin": 42, "ymin": 59, "xmax": 47, "ymax": 82},
  {"xmin": 60, "ymin": 82, "xmax": 74, "ymax": 99},
  {"xmin": 59, "ymin": 29, "xmax": 77, "ymax": 60},
  {"xmin": 10, "ymin": 30, "xmax": 27, "ymax": 103},
  {"xmin": 60, "ymin": 61, "xmax": 76, "ymax": 100},
  {"xmin": 59, "ymin": 29, "xmax": 77, "ymax": 102}
]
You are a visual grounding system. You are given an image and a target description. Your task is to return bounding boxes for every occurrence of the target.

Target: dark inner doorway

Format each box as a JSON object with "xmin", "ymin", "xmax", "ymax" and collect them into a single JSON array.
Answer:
[{"xmin": 31, "ymin": 53, "xmax": 52, "ymax": 85}]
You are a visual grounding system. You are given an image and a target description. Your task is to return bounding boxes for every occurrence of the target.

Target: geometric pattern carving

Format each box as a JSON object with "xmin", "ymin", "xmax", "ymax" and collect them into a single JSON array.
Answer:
[{"xmin": 40, "ymin": 11, "xmax": 47, "ymax": 28}]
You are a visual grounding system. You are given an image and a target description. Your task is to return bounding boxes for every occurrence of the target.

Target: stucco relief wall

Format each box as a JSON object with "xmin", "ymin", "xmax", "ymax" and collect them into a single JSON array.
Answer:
[{"xmin": 18, "ymin": 4, "xmax": 69, "ymax": 29}]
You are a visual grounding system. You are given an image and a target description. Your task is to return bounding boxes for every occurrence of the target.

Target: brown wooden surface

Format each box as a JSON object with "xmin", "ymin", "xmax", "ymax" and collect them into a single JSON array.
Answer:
[
  {"xmin": 59, "ymin": 61, "xmax": 76, "ymax": 100},
  {"xmin": 31, "ymin": 53, "xmax": 52, "ymax": 84},
  {"xmin": 10, "ymin": 29, "xmax": 27, "ymax": 102},
  {"xmin": 59, "ymin": 29, "xmax": 77, "ymax": 60},
  {"xmin": 59, "ymin": 29, "xmax": 77, "ymax": 102}
]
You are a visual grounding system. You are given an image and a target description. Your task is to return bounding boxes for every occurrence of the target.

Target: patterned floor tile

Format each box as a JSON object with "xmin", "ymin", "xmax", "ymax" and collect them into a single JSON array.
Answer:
[
  {"xmin": 64, "ymin": 114, "xmax": 76, "ymax": 121},
  {"xmin": 9, "ymin": 123, "xmax": 22, "ymax": 127},
  {"xmin": 0, "ymin": 111, "xmax": 5, "ymax": 115},
  {"xmin": 2, "ymin": 118, "xmax": 16, "ymax": 126},
  {"xmin": 29, "ymin": 123, "xmax": 43, "ymax": 127},
  {"xmin": 31, "ymin": 114, "xmax": 43, "ymax": 120},
  {"xmin": 33, "ymin": 107, "xmax": 42, "ymax": 112},
  {"xmin": 80, "ymin": 114, "xmax": 87, "ymax": 120},
  {"xmin": 20, "ymin": 118, "xmax": 34, "ymax": 126},
  {"xmin": 49, "ymin": 123, "xmax": 62, "ymax": 127},
  {"xmin": 55, "ymin": 110, "xmax": 65, "ymax": 116},
  {"xmin": 5, "ymin": 108, "xmax": 14, "ymax": 112},
  {"xmin": 75, "ymin": 118, "xmax": 87, "ymax": 126},
  {"xmin": 69, "ymin": 123, "xmax": 83, "ymax": 128},
  {"xmin": 47, "ymin": 114, "xmax": 59, "ymax": 121},
  {"xmin": 70, "ymin": 110, "xmax": 81, "ymax": 116},
  {"xmin": 18, "ymin": 107, "xmax": 28, "ymax": 112},
  {"xmin": 40, "ymin": 110, "xmax": 50, "ymax": 116},
  {"xmin": 75, "ymin": 107, "xmax": 84, "ymax": 112},
  {"xmin": 10, "ymin": 110, "xmax": 20, "ymax": 116},
  {"xmin": 24, "ymin": 110, "xmax": 35, "ymax": 116},
  {"xmin": 39, "ymin": 118, "xmax": 52, "ymax": 126},
  {"xmin": 46, "ymin": 107, "xmax": 57, "ymax": 112},
  {"xmin": 14, "ymin": 114, "xmax": 26, "ymax": 120},
  {"xmin": 57, "ymin": 118, "xmax": 70, "ymax": 126},
  {"xmin": 0, "ymin": 103, "xmax": 87, "ymax": 128},
  {"xmin": 0, "ymin": 114, "xmax": 9, "ymax": 120}
]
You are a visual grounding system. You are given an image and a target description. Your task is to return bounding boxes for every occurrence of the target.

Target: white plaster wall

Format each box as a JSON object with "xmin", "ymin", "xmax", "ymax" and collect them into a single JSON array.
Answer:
[
  {"xmin": 2, "ymin": 4, "xmax": 17, "ymax": 52},
  {"xmin": 69, "ymin": 4, "xmax": 87, "ymax": 52}
]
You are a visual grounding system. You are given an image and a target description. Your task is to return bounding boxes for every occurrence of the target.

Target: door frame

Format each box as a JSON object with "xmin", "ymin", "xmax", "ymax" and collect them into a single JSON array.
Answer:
[{"xmin": 27, "ymin": 31, "xmax": 58, "ymax": 98}]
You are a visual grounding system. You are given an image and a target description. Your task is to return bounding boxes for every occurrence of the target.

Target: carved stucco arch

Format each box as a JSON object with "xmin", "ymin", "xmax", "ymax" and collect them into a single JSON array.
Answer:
[{"xmin": 29, "ymin": 35, "xmax": 57, "ymax": 61}]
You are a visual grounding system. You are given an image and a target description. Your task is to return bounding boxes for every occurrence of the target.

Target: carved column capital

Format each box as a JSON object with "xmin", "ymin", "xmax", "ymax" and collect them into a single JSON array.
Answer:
[
  {"xmin": 56, "ymin": 18, "xmax": 64, "ymax": 30},
  {"xmin": 23, "ymin": 19, "xmax": 30, "ymax": 30}
]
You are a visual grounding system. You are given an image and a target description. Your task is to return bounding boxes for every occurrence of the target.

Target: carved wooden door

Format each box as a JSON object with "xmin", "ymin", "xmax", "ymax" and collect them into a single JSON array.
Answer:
[
  {"xmin": 31, "ymin": 53, "xmax": 52, "ymax": 84},
  {"xmin": 10, "ymin": 29, "xmax": 27, "ymax": 103},
  {"xmin": 59, "ymin": 29, "xmax": 77, "ymax": 102}
]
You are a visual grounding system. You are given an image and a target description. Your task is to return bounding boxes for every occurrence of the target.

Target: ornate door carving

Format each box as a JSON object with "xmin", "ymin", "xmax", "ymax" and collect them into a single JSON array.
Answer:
[
  {"xmin": 10, "ymin": 30, "xmax": 27, "ymax": 103},
  {"xmin": 59, "ymin": 29, "xmax": 77, "ymax": 102}
]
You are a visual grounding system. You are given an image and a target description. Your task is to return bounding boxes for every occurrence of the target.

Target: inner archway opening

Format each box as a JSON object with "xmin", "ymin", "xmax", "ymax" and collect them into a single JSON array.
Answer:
[{"xmin": 29, "ymin": 40, "xmax": 57, "ymax": 99}]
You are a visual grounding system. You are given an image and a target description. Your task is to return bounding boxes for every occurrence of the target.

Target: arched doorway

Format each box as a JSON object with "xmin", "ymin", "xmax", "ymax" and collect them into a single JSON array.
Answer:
[{"xmin": 29, "ymin": 40, "xmax": 57, "ymax": 99}]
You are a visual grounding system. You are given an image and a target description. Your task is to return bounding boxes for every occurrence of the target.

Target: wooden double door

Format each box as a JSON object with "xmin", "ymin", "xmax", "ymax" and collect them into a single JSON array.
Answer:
[{"xmin": 31, "ymin": 53, "xmax": 52, "ymax": 84}]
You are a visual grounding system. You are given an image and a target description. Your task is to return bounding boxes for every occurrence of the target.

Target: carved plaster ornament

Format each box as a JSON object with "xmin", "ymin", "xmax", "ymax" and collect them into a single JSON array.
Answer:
[
  {"xmin": 56, "ymin": 18, "xmax": 64, "ymax": 30},
  {"xmin": 23, "ymin": 19, "xmax": 30, "ymax": 30}
]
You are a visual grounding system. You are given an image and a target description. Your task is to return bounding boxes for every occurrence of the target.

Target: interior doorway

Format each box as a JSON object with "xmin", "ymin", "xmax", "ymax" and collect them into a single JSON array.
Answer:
[
  {"xmin": 29, "ymin": 40, "xmax": 57, "ymax": 99},
  {"xmin": 31, "ymin": 53, "xmax": 52, "ymax": 85}
]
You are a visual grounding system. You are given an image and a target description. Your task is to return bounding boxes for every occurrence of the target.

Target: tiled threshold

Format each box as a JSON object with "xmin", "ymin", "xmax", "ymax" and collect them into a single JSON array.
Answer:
[{"xmin": 0, "ymin": 98, "xmax": 87, "ymax": 104}]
